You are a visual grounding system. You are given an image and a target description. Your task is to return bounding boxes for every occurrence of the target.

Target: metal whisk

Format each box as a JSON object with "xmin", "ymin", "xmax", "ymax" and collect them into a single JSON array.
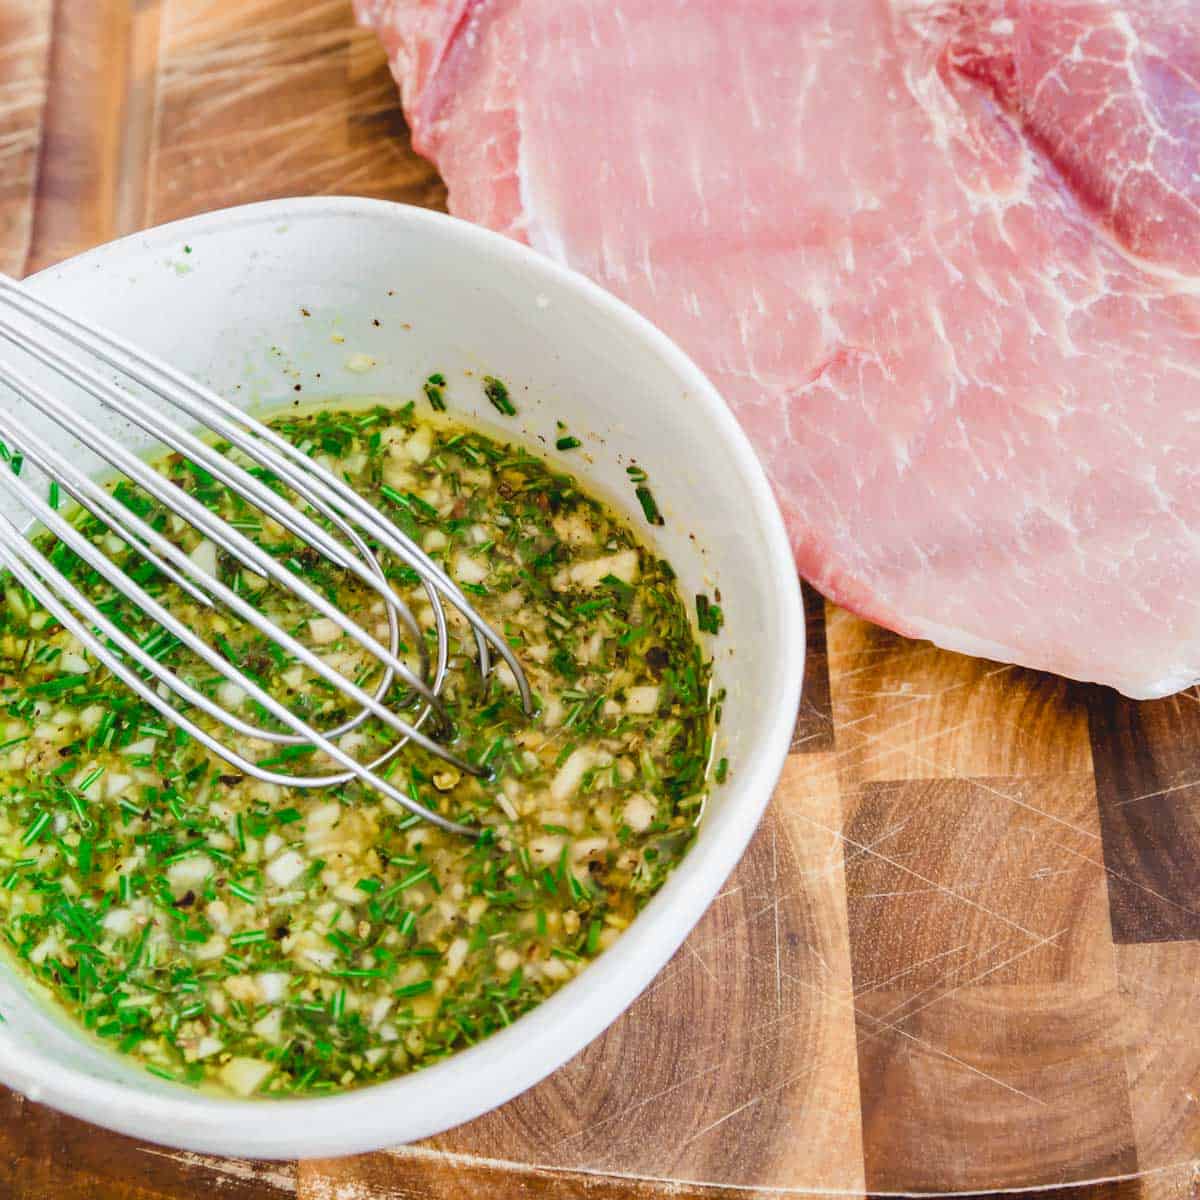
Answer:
[{"xmin": 0, "ymin": 274, "xmax": 533, "ymax": 838}]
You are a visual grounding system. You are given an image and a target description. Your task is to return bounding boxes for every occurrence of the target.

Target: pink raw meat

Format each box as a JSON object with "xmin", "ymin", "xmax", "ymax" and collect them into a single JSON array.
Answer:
[{"xmin": 356, "ymin": 0, "xmax": 1200, "ymax": 698}]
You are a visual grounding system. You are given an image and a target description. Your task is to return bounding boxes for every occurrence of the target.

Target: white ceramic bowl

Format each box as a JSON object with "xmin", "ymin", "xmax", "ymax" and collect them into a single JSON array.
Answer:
[{"xmin": 0, "ymin": 198, "xmax": 803, "ymax": 1158}]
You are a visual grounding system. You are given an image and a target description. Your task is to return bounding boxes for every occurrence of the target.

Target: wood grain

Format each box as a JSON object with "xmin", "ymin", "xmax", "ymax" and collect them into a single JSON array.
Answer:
[
  {"xmin": 826, "ymin": 608, "xmax": 1094, "ymax": 785},
  {"xmin": 0, "ymin": 0, "xmax": 49, "ymax": 276},
  {"xmin": 24, "ymin": 0, "xmax": 160, "ymax": 270},
  {"xmin": 792, "ymin": 582, "xmax": 834, "ymax": 753},
  {"xmin": 3, "ymin": 1, "xmax": 1200, "ymax": 1198},
  {"xmin": 0, "ymin": 1093, "xmax": 297, "ymax": 1199},
  {"xmin": 1089, "ymin": 688, "xmax": 1200, "ymax": 942}
]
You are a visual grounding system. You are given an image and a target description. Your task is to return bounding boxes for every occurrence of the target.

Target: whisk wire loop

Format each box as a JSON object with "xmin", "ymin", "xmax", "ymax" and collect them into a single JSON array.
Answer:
[
  {"xmin": 0, "ymin": 275, "xmax": 533, "ymax": 713},
  {"xmin": 0, "ymin": 518, "xmax": 481, "ymax": 838},
  {"xmin": 0, "ymin": 274, "xmax": 535, "ymax": 837}
]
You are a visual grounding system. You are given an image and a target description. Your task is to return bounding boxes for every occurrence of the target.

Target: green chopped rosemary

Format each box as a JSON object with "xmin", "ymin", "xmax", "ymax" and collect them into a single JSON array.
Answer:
[
  {"xmin": 0, "ymin": 396, "xmax": 719, "ymax": 1101},
  {"xmin": 424, "ymin": 373, "xmax": 447, "ymax": 411},
  {"xmin": 482, "ymin": 375, "xmax": 516, "ymax": 416},
  {"xmin": 635, "ymin": 485, "xmax": 664, "ymax": 526},
  {"xmin": 696, "ymin": 593, "xmax": 724, "ymax": 635}
]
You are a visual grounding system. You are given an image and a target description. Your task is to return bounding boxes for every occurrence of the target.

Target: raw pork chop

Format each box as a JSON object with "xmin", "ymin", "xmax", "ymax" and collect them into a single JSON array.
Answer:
[{"xmin": 357, "ymin": 0, "xmax": 1200, "ymax": 698}]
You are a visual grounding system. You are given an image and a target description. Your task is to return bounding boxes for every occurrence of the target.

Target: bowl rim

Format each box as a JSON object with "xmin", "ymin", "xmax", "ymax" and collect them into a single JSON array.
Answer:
[{"xmin": 1, "ymin": 195, "xmax": 806, "ymax": 1159}]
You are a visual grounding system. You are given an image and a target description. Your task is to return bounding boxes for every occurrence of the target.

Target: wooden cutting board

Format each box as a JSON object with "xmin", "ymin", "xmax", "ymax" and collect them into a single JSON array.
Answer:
[{"xmin": 2, "ymin": 3, "xmax": 1199, "ymax": 1198}]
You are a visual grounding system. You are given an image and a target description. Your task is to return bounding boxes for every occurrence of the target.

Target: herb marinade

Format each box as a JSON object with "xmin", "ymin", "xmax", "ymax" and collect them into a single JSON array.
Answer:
[{"xmin": 0, "ymin": 400, "xmax": 717, "ymax": 1097}]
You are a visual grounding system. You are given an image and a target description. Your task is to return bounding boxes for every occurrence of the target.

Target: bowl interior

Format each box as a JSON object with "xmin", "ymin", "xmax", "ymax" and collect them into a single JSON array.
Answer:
[{"xmin": 0, "ymin": 198, "xmax": 803, "ymax": 1157}]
